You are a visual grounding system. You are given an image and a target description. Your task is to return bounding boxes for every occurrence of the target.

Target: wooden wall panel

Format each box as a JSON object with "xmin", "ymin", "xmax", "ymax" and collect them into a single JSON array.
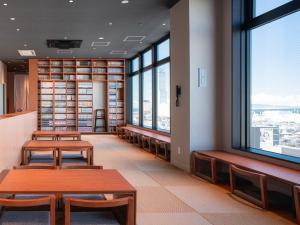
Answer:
[{"xmin": 29, "ymin": 59, "xmax": 38, "ymax": 111}]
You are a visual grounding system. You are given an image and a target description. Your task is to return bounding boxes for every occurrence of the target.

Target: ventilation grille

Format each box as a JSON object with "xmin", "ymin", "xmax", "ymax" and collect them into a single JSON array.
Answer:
[
  {"xmin": 91, "ymin": 42, "xmax": 111, "ymax": 47},
  {"xmin": 110, "ymin": 50, "xmax": 127, "ymax": 55},
  {"xmin": 47, "ymin": 40, "xmax": 82, "ymax": 49},
  {"xmin": 57, "ymin": 50, "xmax": 73, "ymax": 54},
  {"xmin": 18, "ymin": 50, "xmax": 36, "ymax": 56},
  {"xmin": 123, "ymin": 36, "xmax": 146, "ymax": 42}
]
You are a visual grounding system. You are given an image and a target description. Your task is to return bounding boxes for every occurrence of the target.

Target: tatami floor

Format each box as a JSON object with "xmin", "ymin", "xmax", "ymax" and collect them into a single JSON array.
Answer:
[{"xmin": 83, "ymin": 135, "xmax": 295, "ymax": 225}]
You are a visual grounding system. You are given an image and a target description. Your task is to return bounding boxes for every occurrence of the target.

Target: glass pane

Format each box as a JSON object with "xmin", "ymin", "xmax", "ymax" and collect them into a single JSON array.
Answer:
[
  {"xmin": 254, "ymin": 0, "xmax": 292, "ymax": 16},
  {"xmin": 132, "ymin": 75, "xmax": 140, "ymax": 125},
  {"xmin": 157, "ymin": 63, "xmax": 170, "ymax": 132},
  {"xmin": 132, "ymin": 57, "xmax": 139, "ymax": 73},
  {"xmin": 157, "ymin": 39, "xmax": 170, "ymax": 61},
  {"xmin": 250, "ymin": 12, "xmax": 300, "ymax": 158},
  {"xmin": 143, "ymin": 50, "xmax": 152, "ymax": 67},
  {"xmin": 143, "ymin": 70, "xmax": 152, "ymax": 128}
]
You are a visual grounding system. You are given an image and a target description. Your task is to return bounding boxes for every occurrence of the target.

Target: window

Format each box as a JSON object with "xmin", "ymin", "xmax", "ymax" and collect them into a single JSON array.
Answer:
[
  {"xmin": 233, "ymin": 0, "xmax": 300, "ymax": 162},
  {"xmin": 157, "ymin": 39, "xmax": 170, "ymax": 61},
  {"xmin": 132, "ymin": 75, "xmax": 139, "ymax": 125},
  {"xmin": 132, "ymin": 57, "xmax": 139, "ymax": 73},
  {"xmin": 143, "ymin": 50, "xmax": 152, "ymax": 68},
  {"xmin": 143, "ymin": 70, "xmax": 152, "ymax": 128},
  {"xmin": 129, "ymin": 36, "xmax": 170, "ymax": 133},
  {"xmin": 157, "ymin": 63, "xmax": 170, "ymax": 132},
  {"xmin": 255, "ymin": 0, "xmax": 293, "ymax": 16},
  {"xmin": 250, "ymin": 11, "xmax": 300, "ymax": 157}
]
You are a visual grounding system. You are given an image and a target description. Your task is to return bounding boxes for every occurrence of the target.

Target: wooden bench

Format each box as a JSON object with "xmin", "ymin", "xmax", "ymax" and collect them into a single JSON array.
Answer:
[
  {"xmin": 118, "ymin": 126, "xmax": 171, "ymax": 161},
  {"xmin": 32, "ymin": 131, "xmax": 81, "ymax": 141},
  {"xmin": 192, "ymin": 150, "xmax": 300, "ymax": 218}
]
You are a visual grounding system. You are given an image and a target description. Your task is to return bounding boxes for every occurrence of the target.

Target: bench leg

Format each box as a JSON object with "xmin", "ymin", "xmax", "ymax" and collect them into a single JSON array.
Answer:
[{"xmin": 294, "ymin": 186, "xmax": 300, "ymax": 224}]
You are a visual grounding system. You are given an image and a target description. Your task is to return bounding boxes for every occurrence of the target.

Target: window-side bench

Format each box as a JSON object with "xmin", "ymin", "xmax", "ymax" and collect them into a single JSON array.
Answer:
[{"xmin": 192, "ymin": 150, "xmax": 300, "ymax": 223}]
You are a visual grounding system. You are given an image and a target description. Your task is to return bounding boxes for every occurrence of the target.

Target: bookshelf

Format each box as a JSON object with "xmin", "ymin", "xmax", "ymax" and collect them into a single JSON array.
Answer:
[{"xmin": 35, "ymin": 58, "xmax": 126, "ymax": 133}]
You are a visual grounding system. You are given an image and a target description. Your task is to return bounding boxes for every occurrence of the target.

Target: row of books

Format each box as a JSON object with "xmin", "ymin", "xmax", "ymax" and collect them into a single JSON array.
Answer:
[
  {"xmin": 93, "ymin": 68, "xmax": 106, "ymax": 73},
  {"xmin": 78, "ymin": 127, "xmax": 93, "ymax": 132},
  {"xmin": 77, "ymin": 75, "xmax": 92, "ymax": 80},
  {"xmin": 109, "ymin": 120, "xmax": 124, "ymax": 126},
  {"xmin": 78, "ymin": 82, "xmax": 93, "ymax": 88},
  {"xmin": 78, "ymin": 95, "xmax": 92, "ymax": 101},
  {"xmin": 78, "ymin": 114, "xmax": 93, "ymax": 120},
  {"xmin": 109, "ymin": 114, "xmax": 124, "ymax": 120},
  {"xmin": 109, "ymin": 108, "xmax": 124, "ymax": 113},
  {"xmin": 78, "ymin": 108, "xmax": 93, "ymax": 113},
  {"xmin": 78, "ymin": 102, "xmax": 92, "ymax": 107},
  {"xmin": 108, "ymin": 82, "xmax": 123, "ymax": 89},
  {"xmin": 109, "ymin": 101, "xmax": 124, "ymax": 107},
  {"xmin": 107, "ymin": 68, "xmax": 123, "ymax": 73},
  {"xmin": 78, "ymin": 89, "xmax": 93, "ymax": 94},
  {"xmin": 38, "ymin": 60, "xmax": 123, "ymax": 67},
  {"xmin": 108, "ymin": 75, "xmax": 123, "ymax": 80},
  {"xmin": 78, "ymin": 121, "xmax": 93, "ymax": 126}
]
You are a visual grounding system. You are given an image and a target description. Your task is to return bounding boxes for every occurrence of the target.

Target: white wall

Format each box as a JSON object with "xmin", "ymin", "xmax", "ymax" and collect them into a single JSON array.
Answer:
[
  {"xmin": 0, "ymin": 111, "xmax": 37, "ymax": 171},
  {"xmin": 170, "ymin": 0, "xmax": 224, "ymax": 171},
  {"xmin": 170, "ymin": 0, "xmax": 190, "ymax": 171}
]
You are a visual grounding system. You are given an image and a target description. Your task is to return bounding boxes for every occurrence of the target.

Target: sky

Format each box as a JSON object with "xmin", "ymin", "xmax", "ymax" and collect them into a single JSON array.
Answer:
[{"xmin": 251, "ymin": 0, "xmax": 300, "ymax": 106}]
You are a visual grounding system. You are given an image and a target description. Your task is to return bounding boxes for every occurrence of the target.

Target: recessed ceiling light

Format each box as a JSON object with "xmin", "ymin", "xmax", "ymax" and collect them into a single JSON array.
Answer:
[
  {"xmin": 98, "ymin": 37, "xmax": 104, "ymax": 40},
  {"xmin": 108, "ymin": 22, "xmax": 113, "ymax": 26},
  {"xmin": 64, "ymin": 37, "xmax": 68, "ymax": 40},
  {"xmin": 121, "ymin": 0, "xmax": 129, "ymax": 4},
  {"xmin": 16, "ymin": 28, "xmax": 20, "ymax": 31},
  {"xmin": 10, "ymin": 17, "xmax": 15, "ymax": 21},
  {"xmin": 3, "ymin": 3, "xmax": 8, "ymax": 6},
  {"xmin": 162, "ymin": 23, "xmax": 166, "ymax": 26},
  {"xmin": 69, "ymin": 0, "xmax": 74, "ymax": 3},
  {"xmin": 24, "ymin": 44, "xmax": 28, "ymax": 47}
]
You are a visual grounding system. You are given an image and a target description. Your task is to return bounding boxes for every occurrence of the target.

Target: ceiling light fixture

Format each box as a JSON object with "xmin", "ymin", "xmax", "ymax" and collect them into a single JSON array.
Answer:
[
  {"xmin": 10, "ymin": 17, "xmax": 15, "ymax": 21},
  {"xmin": 98, "ymin": 37, "xmax": 104, "ymax": 40},
  {"xmin": 64, "ymin": 37, "xmax": 68, "ymax": 40},
  {"xmin": 121, "ymin": 0, "xmax": 129, "ymax": 4},
  {"xmin": 24, "ymin": 44, "xmax": 28, "ymax": 47},
  {"xmin": 69, "ymin": 0, "xmax": 74, "ymax": 3},
  {"xmin": 3, "ymin": 3, "xmax": 8, "ymax": 6},
  {"xmin": 16, "ymin": 28, "xmax": 20, "ymax": 31},
  {"xmin": 108, "ymin": 22, "xmax": 113, "ymax": 26},
  {"xmin": 162, "ymin": 23, "xmax": 166, "ymax": 26}
]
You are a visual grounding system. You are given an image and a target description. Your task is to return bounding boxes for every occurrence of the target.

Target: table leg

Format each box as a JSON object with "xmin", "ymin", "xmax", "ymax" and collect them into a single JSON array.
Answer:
[{"xmin": 90, "ymin": 147, "xmax": 94, "ymax": 165}]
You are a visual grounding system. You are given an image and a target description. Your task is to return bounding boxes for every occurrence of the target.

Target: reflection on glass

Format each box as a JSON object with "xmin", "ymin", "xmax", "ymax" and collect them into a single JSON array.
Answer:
[
  {"xmin": 132, "ymin": 75, "xmax": 139, "ymax": 125},
  {"xmin": 143, "ymin": 70, "xmax": 152, "ymax": 128},
  {"xmin": 143, "ymin": 50, "xmax": 152, "ymax": 68},
  {"xmin": 157, "ymin": 63, "xmax": 170, "ymax": 132},
  {"xmin": 250, "ymin": 11, "xmax": 300, "ymax": 158},
  {"xmin": 255, "ymin": 0, "xmax": 292, "ymax": 16},
  {"xmin": 132, "ymin": 57, "xmax": 139, "ymax": 73},
  {"xmin": 157, "ymin": 39, "xmax": 170, "ymax": 61}
]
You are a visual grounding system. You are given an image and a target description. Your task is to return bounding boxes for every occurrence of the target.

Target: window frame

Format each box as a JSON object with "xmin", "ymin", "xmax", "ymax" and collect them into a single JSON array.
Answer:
[
  {"xmin": 232, "ymin": 0, "xmax": 300, "ymax": 163},
  {"xmin": 128, "ymin": 34, "xmax": 170, "ymax": 133}
]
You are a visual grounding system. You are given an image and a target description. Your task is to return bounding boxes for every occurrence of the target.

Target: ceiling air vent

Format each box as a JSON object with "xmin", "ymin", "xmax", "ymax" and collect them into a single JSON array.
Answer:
[
  {"xmin": 47, "ymin": 40, "xmax": 82, "ymax": 49},
  {"xmin": 91, "ymin": 42, "xmax": 110, "ymax": 47},
  {"xmin": 123, "ymin": 36, "xmax": 145, "ymax": 42},
  {"xmin": 18, "ymin": 50, "xmax": 36, "ymax": 57},
  {"xmin": 110, "ymin": 50, "xmax": 127, "ymax": 55}
]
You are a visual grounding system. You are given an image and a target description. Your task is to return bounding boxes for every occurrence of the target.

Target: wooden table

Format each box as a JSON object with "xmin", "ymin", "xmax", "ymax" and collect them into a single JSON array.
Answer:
[
  {"xmin": 32, "ymin": 131, "xmax": 81, "ymax": 141},
  {"xmin": 22, "ymin": 140, "xmax": 94, "ymax": 166},
  {"xmin": 0, "ymin": 169, "xmax": 137, "ymax": 224}
]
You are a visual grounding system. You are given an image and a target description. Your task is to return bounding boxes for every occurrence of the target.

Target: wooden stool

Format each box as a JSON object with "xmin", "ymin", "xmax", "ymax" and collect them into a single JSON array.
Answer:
[
  {"xmin": 154, "ymin": 140, "xmax": 169, "ymax": 161},
  {"xmin": 141, "ymin": 135, "xmax": 151, "ymax": 152},
  {"xmin": 229, "ymin": 165, "xmax": 268, "ymax": 209},
  {"xmin": 192, "ymin": 152, "xmax": 217, "ymax": 183}
]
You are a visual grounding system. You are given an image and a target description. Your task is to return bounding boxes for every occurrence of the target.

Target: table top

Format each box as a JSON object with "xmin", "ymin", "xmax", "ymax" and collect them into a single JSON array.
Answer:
[
  {"xmin": 197, "ymin": 150, "xmax": 300, "ymax": 185},
  {"xmin": 33, "ymin": 131, "xmax": 81, "ymax": 136},
  {"xmin": 123, "ymin": 126, "xmax": 171, "ymax": 143},
  {"xmin": 23, "ymin": 140, "xmax": 93, "ymax": 149},
  {"xmin": 0, "ymin": 169, "xmax": 136, "ymax": 194}
]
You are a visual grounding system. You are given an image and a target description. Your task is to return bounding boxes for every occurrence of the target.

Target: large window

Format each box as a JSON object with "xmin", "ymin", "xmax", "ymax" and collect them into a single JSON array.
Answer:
[
  {"xmin": 132, "ymin": 75, "xmax": 139, "ymax": 125},
  {"xmin": 129, "ymin": 36, "xmax": 170, "ymax": 133},
  {"xmin": 143, "ymin": 70, "xmax": 153, "ymax": 128},
  {"xmin": 233, "ymin": 0, "xmax": 300, "ymax": 162},
  {"xmin": 157, "ymin": 63, "xmax": 170, "ymax": 131}
]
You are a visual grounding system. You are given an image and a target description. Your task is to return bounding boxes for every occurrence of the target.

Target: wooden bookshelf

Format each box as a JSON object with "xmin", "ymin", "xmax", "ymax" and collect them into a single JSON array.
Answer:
[{"xmin": 34, "ymin": 58, "xmax": 126, "ymax": 133}]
